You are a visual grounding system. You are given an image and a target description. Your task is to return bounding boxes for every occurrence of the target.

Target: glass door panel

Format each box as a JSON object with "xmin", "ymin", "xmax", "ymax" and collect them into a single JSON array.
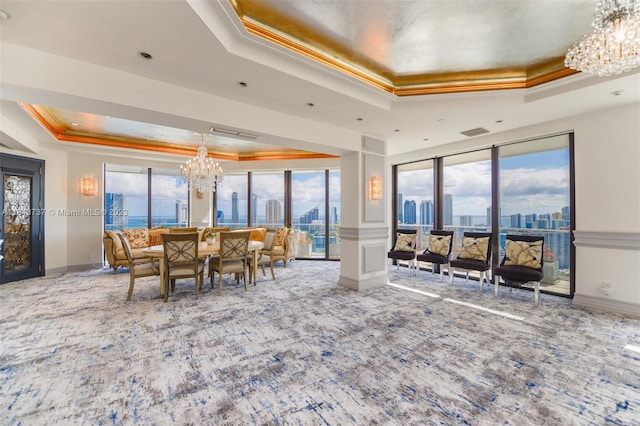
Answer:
[{"xmin": 499, "ymin": 134, "xmax": 571, "ymax": 296}]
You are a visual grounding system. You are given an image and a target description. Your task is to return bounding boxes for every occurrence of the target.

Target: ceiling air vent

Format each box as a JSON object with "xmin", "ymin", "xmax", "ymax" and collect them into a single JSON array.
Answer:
[
  {"xmin": 460, "ymin": 127, "xmax": 489, "ymax": 137},
  {"xmin": 209, "ymin": 126, "xmax": 261, "ymax": 140}
]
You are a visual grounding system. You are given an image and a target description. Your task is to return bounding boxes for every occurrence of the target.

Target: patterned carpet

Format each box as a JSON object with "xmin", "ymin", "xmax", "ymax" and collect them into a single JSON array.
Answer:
[{"xmin": 1, "ymin": 260, "xmax": 638, "ymax": 425}]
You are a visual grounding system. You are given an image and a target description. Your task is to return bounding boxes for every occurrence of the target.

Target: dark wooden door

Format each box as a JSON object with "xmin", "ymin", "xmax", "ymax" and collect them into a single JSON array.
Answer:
[{"xmin": 0, "ymin": 154, "xmax": 45, "ymax": 284}]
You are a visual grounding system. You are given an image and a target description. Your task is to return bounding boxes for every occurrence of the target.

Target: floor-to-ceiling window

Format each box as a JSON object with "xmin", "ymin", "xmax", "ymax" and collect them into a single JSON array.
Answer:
[
  {"xmin": 104, "ymin": 165, "xmax": 188, "ymax": 230},
  {"xmin": 291, "ymin": 171, "xmax": 326, "ymax": 257},
  {"xmin": 251, "ymin": 172, "xmax": 285, "ymax": 228},
  {"xmin": 151, "ymin": 168, "xmax": 188, "ymax": 228},
  {"xmin": 442, "ymin": 150, "xmax": 492, "ymax": 257},
  {"xmin": 396, "ymin": 160, "xmax": 434, "ymax": 251},
  {"xmin": 392, "ymin": 133, "xmax": 574, "ymax": 297},
  {"xmin": 328, "ymin": 170, "xmax": 341, "ymax": 259},
  {"xmin": 216, "ymin": 174, "xmax": 248, "ymax": 228},
  {"xmin": 498, "ymin": 134, "xmax": 572, "ymax": 296},
  {"xmin": 104, "ymin": 165, "xmax": 149, "ymax": 230}
]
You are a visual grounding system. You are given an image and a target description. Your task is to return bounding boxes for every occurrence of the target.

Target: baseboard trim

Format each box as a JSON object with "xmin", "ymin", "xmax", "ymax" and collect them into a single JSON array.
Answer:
[
  {"xmin": 573, "ymin": 293, "xmax": 640, "ymax": 318},
  {"xmin": 338, "ymin": 274, "xmax": 388, "ymax": 291}
]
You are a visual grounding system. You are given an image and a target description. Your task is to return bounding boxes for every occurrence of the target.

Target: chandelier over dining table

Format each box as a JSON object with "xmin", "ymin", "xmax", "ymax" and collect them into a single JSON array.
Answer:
[
  {"xmin": 565, "ymin": 0, "xmax": 640, "ymax": 76},
  {"xmin": 180, "ymin": 133, "xmax": 223, "ymax": 193}
]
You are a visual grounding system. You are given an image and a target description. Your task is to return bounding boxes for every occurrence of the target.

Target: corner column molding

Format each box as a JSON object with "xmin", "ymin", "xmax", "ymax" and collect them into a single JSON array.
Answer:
[
  {"xmin": 573, "ymin": 231, "xmax": 640, "ymax": 250},
  {"xmin": 338, "ymin": 137, "xmax": 389, "ymax": 291}
]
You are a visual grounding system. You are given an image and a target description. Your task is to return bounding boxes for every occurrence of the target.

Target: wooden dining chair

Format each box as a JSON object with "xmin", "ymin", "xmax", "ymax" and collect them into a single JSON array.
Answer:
[
  {"xmin": 161, "ymin": 233, "xmax": 205, "ymax": 301},
  {"xmin": 118, "ymin": 232, "xmax": 159, "ymax": 301},
  {"xmin": 209, "ymin": 231, "xmax": 251, "ymax": 295}
]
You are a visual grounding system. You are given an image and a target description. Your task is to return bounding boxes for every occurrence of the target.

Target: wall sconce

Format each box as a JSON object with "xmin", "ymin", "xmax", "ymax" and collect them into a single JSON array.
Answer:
[
  {"xmin": 81, "ymin": 177, "xmax": 97, "ymax": 196},
  {"xmin": 368, "ymin": 176, "xmax": 382, "ymax": 200}
]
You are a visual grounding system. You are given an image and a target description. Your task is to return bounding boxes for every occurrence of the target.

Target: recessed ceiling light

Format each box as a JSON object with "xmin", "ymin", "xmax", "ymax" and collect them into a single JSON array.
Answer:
[
  {"xmin": 137, "ymin": 51, "xmax": 153, "ymax": 60},
  {"xmin": 237, "ymin": 81, "xmax": 247, "ymax": 87},
  {"xmin": 305, "ymin": 102, "xmax": 315, "ymax": 107},
  {"xmin": 423, "ymin": 138, "xmax": 429, "ymax": 141},
  {"xmin": 495, "ymin": 120, "xmax": 503, "ymax": 123},
  {"xmin": 0, "ymin": 10, "xmax": 9, "ymax": 20},
  {"xmin": 394, "ymin": 129, "xmax": 400, "ymax": 132},
  {"xmin": 611, "ymin": 90, "xmax": 622, "ymax": 96},
  {"xmin": 356, "ymin": 117, "xmax": 363, "ymax": 121},
  {"xmin": 104, "ymin": 115, "xmax": 112, "ymax": 119},
  {"xmin": 71, "ymin": 122, "xmax": 79, "ymax": 126}
]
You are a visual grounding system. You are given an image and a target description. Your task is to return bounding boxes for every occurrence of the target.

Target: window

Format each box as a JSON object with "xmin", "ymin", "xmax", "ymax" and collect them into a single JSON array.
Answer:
[
  {"xmin": 291, "ymin": 171, "xmax": 326, "ymax": 257},
  {"xmin": 392, "ymin": 133, "xmax": 574, "ymax": 297},
  {"xmin": 328, "ymin": 170, "xmax": 341, "ymax": 259},
  {"xmin": 151, "ymin": 168, "xmax": 188, "ymax": 227},
  {"xmin": 104, "ymin": 166, "xmax": 149, "ymax": 230},
  {"xmin": 499, "ymin": 135, "xmax": 571, "ymax": 295},
  {"xmin": 442, "ymin": 150, "xmax": 492, "ymax": 255},
  {"xmin": 216, "ymin": 174, "xmax": 248, "ymax": 228},
  {"xmin": 397, "ymin": 160, "xmax": 434, "ymax": 251},
  {"xmin": 251, "ymin": 172, "xmax": 285, "ymax": 227}
]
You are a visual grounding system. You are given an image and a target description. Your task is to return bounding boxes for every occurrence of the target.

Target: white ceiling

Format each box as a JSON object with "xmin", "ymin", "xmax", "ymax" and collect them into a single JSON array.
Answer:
[{"xmin": 0, "ymin": 0, "xmax": 639, "ymax": 160}]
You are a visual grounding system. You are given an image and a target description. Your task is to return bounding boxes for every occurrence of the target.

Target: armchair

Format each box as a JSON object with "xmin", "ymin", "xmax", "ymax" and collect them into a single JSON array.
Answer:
[
  {"xmin": 118, "ymin": 232, "xmax": 159, "ymax": 301},
  {"xmin": 416, "ymin": 230, "xmax": 454, "ymax": 282},
  {"xmin": 449, "ymin": 232, "xmax": 492, "ymax": 291},
  {"xmin": 387, "ymin": 229, "xmax": 418, "ymax": 275},
  {"xmin": 494, "ymin": 234, "xmax": 545, "ymax": 305}
]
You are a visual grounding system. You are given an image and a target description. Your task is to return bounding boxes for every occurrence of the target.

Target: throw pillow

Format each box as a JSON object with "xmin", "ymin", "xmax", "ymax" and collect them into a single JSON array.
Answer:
[
  {"xmin": 149, "ymin": 227, "xmax": 169, "ymax": 246},
  {"xmin": 393, "ymin": 233, "xmax": 416, "ymax": 252},
  {"xmin": 428, "ymin": 234, "xmax": 451, "ymax": 256},
  {"xmin": 458, "ymin": 236, "xmax": 490, "ymax": 262},
  {"xmin": 504, "ymin": 239, "xmax": 543, "ymax": 269},
  {"xmin": 274, "ymin": 227, "xmax": 288, "ymax": 247},
  {"xmin": 249, "ymin": 227, "xmax": 266, "ymax": 242},
  {"xmin": 122, "ymin": 228, "xmax": 149, "ymax": 249}
]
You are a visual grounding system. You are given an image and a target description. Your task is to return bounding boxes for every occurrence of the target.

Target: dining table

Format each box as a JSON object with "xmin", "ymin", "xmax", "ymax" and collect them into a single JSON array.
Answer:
[{"xmin": 143, "ymin": 240, "xmax": 264, "ymax": 297}]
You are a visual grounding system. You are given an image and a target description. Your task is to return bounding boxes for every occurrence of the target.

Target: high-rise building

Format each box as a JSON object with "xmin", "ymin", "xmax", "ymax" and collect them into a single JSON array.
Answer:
[
  {"xmin": 105, "ymin": 193, "xmax": 127, "ymax": 227},
  {"xmin": 562, "ymin": 206, "xmax": 570, "ymax": 225},
  {"xmin": 403, "ymin": 200, "xmax": 416, "ymax": 224},
  {"xmin": 443, "ymin": 194, "xmax": 453, "ymax": 226},
  {"xmin": 510, "ymin": 213, "xmax": 523, "ymax": 228},
  {"xmin": 250, "ymin": 193, "xmax": 257, "ymax": 225},
  {"xmin": 525, "ymin": 213, "xmax": 537, "ymax": 228},
  {"xmin": 300, "ymin": 205, "xmax": 320, "ymax": 224},
  {"xmin": 175, "ymin": 200, "xmax": 188, "ymax": 224},
  {"xmin": 331, "ymin": 206, "xmax": 338, "ymax": 225},
  {"xmin": 265, "ymin": 199, "xmax": 281, "ymax": 225},
  {"xmin": 419, "ymin": 200, "xmax": 433, "ymax": 225},
  {"xmin": 231, "ymin": 192, "xmax": 239, "ymax": 224},
  {"xmin": 460, "ymin": 215, "xmax": 473, "ymax": 226},
  {"xmin": 397, "ymin": 193, "xmax": 403, "ymax": 223}
]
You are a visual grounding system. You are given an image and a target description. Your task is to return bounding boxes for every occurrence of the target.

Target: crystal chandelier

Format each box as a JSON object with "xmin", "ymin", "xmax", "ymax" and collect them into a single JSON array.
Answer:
[
  {"xmin": 180, "ymin": 134, "xmax": 223, "ymax": 193},
  {"xmin": 565, "ymin": 0, "xmax": 640, "ymax": 76}
]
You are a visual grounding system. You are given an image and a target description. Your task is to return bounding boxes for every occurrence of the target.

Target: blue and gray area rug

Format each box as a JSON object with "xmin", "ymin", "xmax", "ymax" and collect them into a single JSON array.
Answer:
[{"xmin": 1, "ymin": 261, "xmax": 638, "ymax": 425}]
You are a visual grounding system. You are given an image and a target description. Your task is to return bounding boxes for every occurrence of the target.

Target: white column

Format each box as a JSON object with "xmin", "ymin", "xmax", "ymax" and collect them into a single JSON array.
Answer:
[{"xmin": 338, "ymin": 137, "xmax": 389, "ymax": 291}]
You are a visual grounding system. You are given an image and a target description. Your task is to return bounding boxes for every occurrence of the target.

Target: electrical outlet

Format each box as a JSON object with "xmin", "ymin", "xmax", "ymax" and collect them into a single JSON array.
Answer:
[{"xmin": 600, "ymin": 282, "xmax": 616, "ymax": 297}]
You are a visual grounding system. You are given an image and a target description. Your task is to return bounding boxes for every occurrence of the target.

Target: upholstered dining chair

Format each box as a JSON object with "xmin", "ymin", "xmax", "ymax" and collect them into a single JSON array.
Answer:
[
  {"xmin": 449, "ymin": 231, "xmax": 492, "ymax": 291},
  {"xmin": 387, "ymin": 229, "xmax": 418, "ymax": 275},
  {"xmin": 248, "ymin": 229, "xmax": 276, "ymax": 281},
  {"xmin": 494, "ymin": 234, "xmax": 545, "ymax": 306},
  {"xmin": 416, "ymin": 230, "xmax": 454, "ymax": 282},
  {"xmin": 209, "ymin": 231, "xmax": 251, "ymax": 295},
  {"xmin": 161, "ymin": 233, "xmax": 205, "ymax": 301},
  {"xmin": 118, "ymin": 232, "xmax": 159, "ymax": 301}
]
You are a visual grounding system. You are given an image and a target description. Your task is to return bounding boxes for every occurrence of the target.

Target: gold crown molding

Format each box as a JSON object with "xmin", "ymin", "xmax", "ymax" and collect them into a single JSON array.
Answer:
[
  {"xmin": 230, "ymin": 0, "xmax": 578, "ymax": 96},
  {"xmin": 242, "ymin": 20, "xmax": 395, "ymax": 93},
  {"xmin": 20, "ymin": 103, "xmax": 337, "ymax": 162}
]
